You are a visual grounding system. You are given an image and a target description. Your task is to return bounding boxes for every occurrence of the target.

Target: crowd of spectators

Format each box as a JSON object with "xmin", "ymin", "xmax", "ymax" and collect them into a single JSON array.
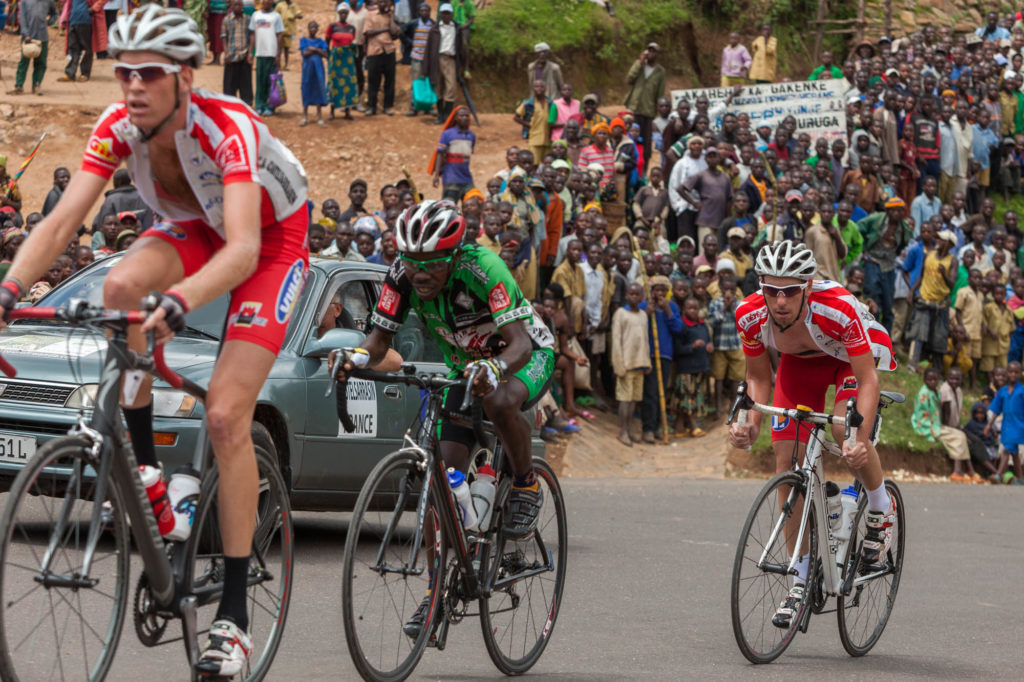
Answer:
[{"xmin": 3, "ymin": 3, "xmax": 1024, "ymax": 478}]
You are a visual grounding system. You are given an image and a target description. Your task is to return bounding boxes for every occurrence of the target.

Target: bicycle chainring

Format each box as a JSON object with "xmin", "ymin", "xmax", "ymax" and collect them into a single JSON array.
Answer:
[
  {"xmin": 133, "ymin": 572, "xmax": 170, "ymax": 647},
  {"xmin": 810, "ymin": 559, "xmax": 827, "ymax": 613},
  {"xmin": 443, "ymin": 561, "xmax": 468, "ymax": 625}
]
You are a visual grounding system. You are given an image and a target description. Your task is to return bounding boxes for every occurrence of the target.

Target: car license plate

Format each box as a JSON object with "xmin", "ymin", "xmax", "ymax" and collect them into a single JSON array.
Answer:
[{"xmin": 0, "ymin": 433, "xmax": 36, "ymax": 465}]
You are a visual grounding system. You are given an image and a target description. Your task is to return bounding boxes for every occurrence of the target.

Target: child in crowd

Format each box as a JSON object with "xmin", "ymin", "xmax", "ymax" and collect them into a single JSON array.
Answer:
[
  {"xmin": 913, "ymin": 367, "xmax": 976, "ymax": 482},
  {"xmin": 308, "ymin": 223, "xmax": 327, "ymax": 255},
  {"xmin": 639, "ymin": 276, "xmax": 681, "ymax": 443},
  {"xmin": 985, "ymin": 361, "xmax": 1024, "ymax": 485},
  {"xmin": 938, "ymin": 368, "xmax": 976, "ymax": 482},
  {"xmin": 943, "ymin": 324, "xmax": 972, "ymax": 378},
  {"xmin": 964, "ymin": 401, "xmax": 1001, "ymax": 483},
  {"xmin": 610, "ymin": 283, "xmax": 650, "ymax": 446},
  {"xmin": 982, "ymin": 286, "xmax": 1015, "ymax": 374},
  {"xmin": 673, "ymin": 297, "xmax": 712, "ymax": 438},
  {"xmin": 299, "ymin": 21, "xmax": 328, "ymax": 127},
  {"xmin": 953, "ymin": 268, "xmax": 984, "ymax": 388}
]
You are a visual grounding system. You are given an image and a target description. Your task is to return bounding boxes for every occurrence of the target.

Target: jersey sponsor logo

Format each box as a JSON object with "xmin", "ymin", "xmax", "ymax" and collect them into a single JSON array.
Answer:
[
  {"xmin": 85, "ymin": 136, "xmax": 118, "ymax": 166},
  {"xmin": 275, "ymin": 259, "xmax": 306, "ymax": 324},
  {"xmin": 378, "ymin": 283, "xmax": 400, "ymax": 316},
  {"xmin": 810, "ymin": 301, "xmax": 852, "ymax": 328},
  {"xmin": 489, "ymin": 282, "xmax": 512, "ymax": 312},
  {"xmin": 840, "ymin": 323, "xmax": 867, "ymax": 347},
  {"xmin": 215, "ymin": 134, "xmax": 248, "ymax": 176},
  {"xmin": 771, "ymin": 416, "xmax": 791, "ymax": 432},
  {"xmin": 150, "ymin": 222, "xmax": 188, "ymax": 240},
  {"xmin": 109, "ymin": 116, "xmax": 137, "ymax": 142},
  {"xmin": 454, "ymin": 292, "xmax": 474, "ymax": 309},
  {"xmin": 737, "ymin": 306, "xmax": 767, "ymax": 331},
  {"xmin": 840, "ymin": 376, "xmax": 858, "ymax": 392},
  {"xmin": 229, "ymin": 301, "xmax": 268, "ymax": 328},
  {"xmin": 198, "ymin": 170, "xmax": 223, "ymax": 187}
]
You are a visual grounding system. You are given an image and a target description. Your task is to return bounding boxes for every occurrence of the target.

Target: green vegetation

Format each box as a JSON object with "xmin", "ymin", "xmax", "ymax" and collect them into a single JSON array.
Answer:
[{"xmin": 750, "ymin": 363, "xmax": 987, "ymax": 458}]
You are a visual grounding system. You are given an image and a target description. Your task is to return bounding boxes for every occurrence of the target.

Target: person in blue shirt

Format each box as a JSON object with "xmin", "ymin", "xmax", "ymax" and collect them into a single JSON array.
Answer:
[
  {"xmin": 910, "ymin": 176, "xmax": 942, "ymax": 238},
  {"xmin": 638, "ymin": 275, "xmax": 682, "ymax": 442},
  {"xmin": 984, "ymin": 361, "xmax": 1024, "ymax": 484},
  {"xmin": 971, "ymin": 109, "xmax": 1000, "ymax": 195},
  {"xmin": 430, "ymin": 105, "xmax": 476, "ymax": 202},
  {"xmin": 976, "ymin": 11, "xmax": 1011, "ymax": 43},
  {"xmin": 902, "ymin": 217, "xmax": 937, "ymax": 300}
]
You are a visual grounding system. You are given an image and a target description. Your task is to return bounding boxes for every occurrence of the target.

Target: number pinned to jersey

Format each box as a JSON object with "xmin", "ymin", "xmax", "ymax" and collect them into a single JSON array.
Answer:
[{"xmin": 488, "ymin": 282, "xmax": 511, "ymax": 312}]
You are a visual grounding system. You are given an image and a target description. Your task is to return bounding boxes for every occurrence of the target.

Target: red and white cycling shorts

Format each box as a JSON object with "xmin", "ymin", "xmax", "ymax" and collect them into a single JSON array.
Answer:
[
  {"xmin": 140, "ymin": 207, "xmax": 309, "ymax": 355},
  {"xmin": 770, "ymin": 353, "xmax": 858, "ymax": 444}
]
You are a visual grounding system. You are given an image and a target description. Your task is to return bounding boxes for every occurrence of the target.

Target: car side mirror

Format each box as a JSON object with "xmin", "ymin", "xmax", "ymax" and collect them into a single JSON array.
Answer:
[{"xmin": 303, "ymin": 327, "xmax": 365, "ymax": 359}]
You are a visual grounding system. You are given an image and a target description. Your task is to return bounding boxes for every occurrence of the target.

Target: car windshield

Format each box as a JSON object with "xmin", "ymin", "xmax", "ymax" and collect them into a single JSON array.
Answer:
[{"xmin": 28, "ymin": 255, "xmax": 228, "ymax": 339}]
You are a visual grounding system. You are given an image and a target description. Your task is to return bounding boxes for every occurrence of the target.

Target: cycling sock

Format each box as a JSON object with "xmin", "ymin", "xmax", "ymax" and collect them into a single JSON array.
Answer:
[
  {"xmin": 123, "ymin": 404, "xmax": 157, "ymax": 468},
  {"xmin": 216, "ymin": 555, "xmax": 250, "ymax": 632},
  {"xmin": 865, "ymin": 483, "xmax": 891, "ymax": 513},
  {"xmin": 793, "ymin": 554, "xmax": 809, "ymax": 586},
  {"xmin": 512, "ymin": 469, "xmax": 537, "ymax": 489}
]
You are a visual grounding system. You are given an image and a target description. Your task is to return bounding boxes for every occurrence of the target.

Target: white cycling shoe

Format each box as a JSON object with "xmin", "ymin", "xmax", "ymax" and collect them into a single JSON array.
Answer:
[
  {"xmin": 861, "ymin": 497, "xmax": 896, "ymax": 565},
  {"xmin": 195, "ymin": 619, "xmax": 252, "ymax": 678}
]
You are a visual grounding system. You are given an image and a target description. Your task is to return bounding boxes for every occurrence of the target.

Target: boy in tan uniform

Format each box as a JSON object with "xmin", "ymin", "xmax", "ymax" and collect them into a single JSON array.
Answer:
[
  {"xmin": 611, "ymin": 283, "xmax": 651, "ymax": 446},
  {"xmin": 954, "ymin": 268, "xmax": 985, "ymax": 388}
]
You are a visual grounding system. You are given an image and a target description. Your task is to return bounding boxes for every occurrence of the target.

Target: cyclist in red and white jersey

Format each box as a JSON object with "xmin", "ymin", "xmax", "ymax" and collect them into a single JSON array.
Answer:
[
  {"xmin": 0, "ymin": 6, "xmax": 308, "ymax": 676},
  {"xmin": 728, "ymin": 241, "xmax": 897, "ymax": 629}
]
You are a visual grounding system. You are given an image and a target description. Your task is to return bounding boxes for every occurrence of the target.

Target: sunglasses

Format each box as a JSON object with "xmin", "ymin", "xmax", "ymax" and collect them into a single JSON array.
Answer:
[
  {"xmin": 113, "ymin": 62, "xmax": 182, "ymax": 83},
  {"xmin": 399, "ymin": 253, "xmax": 454, "ymax": 274},
  {"xmin": 761, "ymin": 283, "xmax": 805, "ymax": 299}
]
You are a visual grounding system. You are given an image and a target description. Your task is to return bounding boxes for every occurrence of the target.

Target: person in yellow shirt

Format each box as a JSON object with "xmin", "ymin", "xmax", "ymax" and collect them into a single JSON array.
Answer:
[
  {"xmin": 748, "ymin": 24, "xmax": 778, "ymax": 83},
  {"xmin": 274, "ymin": 0, "xmax": 303, "ymax": 69},
  {"xmin": 476, "ymin": 212, "xmax": 503, "ymax": 254},
  {"xmin": 909, "ymin": 230, "xmax": 958, "ymax": 371},
  {"xmin": 953, "ymin": 267, "xmax": 985, "ymax": 388},
  {"xmin": 513, "ymin": 80, "xmax": 554, "ymax": 168},
  {"xmin": 718, "ymin": 226, "xmax": 753, "ymax": 278}
]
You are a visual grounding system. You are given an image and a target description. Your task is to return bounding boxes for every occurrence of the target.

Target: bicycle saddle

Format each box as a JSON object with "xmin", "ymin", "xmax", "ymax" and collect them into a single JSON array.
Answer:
[{"xmin": 879, "ymin": 391, "xmax": 905, "ymax": 405}]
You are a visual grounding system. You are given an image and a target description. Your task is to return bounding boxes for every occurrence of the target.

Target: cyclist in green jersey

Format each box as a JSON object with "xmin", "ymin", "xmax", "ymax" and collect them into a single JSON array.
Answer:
[{"xmin": 333, "ymin": 199, "xmax": 555, "ymax": 637}]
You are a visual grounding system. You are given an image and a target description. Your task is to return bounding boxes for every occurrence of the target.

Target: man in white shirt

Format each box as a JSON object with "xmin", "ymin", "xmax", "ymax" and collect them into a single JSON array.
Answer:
[
  {"xmin": 249, "ymin": 0, "xmax": 283, "ymax": 116},
  {"xmin": 668, "ymin": 136, "xmax": 707, "ymax": 244}
]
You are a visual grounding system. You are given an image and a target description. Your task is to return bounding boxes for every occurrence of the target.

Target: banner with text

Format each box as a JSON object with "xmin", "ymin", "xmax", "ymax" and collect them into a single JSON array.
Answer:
[{"xmin": 670, "ymin": 80, "xmax": 847, "ymax": 142}]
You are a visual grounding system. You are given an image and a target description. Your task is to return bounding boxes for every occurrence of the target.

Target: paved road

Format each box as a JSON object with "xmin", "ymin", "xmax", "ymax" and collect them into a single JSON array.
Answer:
[{"xmin": 25, "ymin": 478, "xmax": 1024, "ymax": 680}]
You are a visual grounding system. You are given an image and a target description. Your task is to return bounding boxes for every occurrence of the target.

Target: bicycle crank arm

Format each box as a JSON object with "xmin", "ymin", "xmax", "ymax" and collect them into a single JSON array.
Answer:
[
  {"xmin": 757, "ymin": 561, "xmax": 797, "ymax": 576},
  {"xmin": 180, "ymin": 595, "xmax": 199, "ymax": 681},
  {"xmin": 33, "ymin": 572, "xmax": 100, "ymax": 589},
  {"xmin": 372, "ymin": 562, "xmax": 425, "ymax": 577}
]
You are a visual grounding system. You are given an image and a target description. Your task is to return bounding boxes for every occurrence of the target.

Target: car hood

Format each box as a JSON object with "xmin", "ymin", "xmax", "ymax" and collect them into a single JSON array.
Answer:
[{"xmin": 0, "ymin": 324, "xmax": 218, "ymax": 387}]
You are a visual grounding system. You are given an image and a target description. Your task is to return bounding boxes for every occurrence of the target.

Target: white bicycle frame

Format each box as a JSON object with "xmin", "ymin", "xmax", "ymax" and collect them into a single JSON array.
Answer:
[{"xmin": 736, "ymin": 402, "xmax": 886, "ymax": 597}]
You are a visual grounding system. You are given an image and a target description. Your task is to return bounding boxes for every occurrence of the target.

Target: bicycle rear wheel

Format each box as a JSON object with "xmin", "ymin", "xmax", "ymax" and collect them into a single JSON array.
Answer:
[
  {"xmin": 730, "ymin": 471, "xmax": 818, "ymax": 664},
  {"xmin": 342, "ymin": 450, "xmax": 446, "ymax": 682},
  {"xmin": 837, "ymin": 480, "xmax": 905, "ymax": 656},
  {"xmin": 0, "ymin": 436, "xmax": 130, "ymax": 681},
  {"xmin": 183, "ymin": 430, "xmax": 294, "ymax": 681},
  {"xmin": 479, "ymin": 458, "xmax": 567, "ymax": 675}
]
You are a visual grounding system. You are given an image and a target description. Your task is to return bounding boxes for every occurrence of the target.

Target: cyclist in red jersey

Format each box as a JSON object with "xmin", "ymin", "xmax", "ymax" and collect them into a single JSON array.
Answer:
[
  {"xmin": 728, "ymin": 241, "xmax": 897, "ymax": 630},
  {"xmin": 0, "ymin": 6, "xmax": 308, "ymax": 676}
]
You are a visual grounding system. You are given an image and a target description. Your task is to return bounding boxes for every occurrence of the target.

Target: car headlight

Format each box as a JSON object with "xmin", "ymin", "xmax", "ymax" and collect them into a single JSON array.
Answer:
[
  {"xmin": 65, "ymin": 384, "xmax": 97, "ymax": 410},
  {"xmin": 152, "ymin": 388, "xmax": 198, "ymax": 418},
  {"xmin": 65, "ymin": 384, "xmax": 196, "ymax": 418}
]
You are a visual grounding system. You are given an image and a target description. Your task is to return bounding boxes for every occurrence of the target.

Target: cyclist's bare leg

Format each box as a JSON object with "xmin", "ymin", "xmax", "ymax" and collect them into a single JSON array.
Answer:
[
  {"xmin": 103, "ymin": 237, "xmax": 186, "ymax": 468},
  {"xmin": 774, "ymin": 440, "xmax": 810, "ymax": 578},
  {"xmin": 483, "ymin": 378, "xmax": 531, "ymax": 477},
  {"xmin": 830, "ymin": 400, "xmax": 883, "ymax": 491}
]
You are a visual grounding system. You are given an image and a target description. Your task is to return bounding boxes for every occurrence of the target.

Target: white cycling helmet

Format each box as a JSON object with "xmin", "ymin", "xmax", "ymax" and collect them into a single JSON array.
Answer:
[
  {"xmin": 108, "ymin": 5, "xmax": 206, "ymax": 68},
  {"xmin": 395, "ymin": 200, "xmax": 466, "ymax": 253},
  {"xmin": 754, "ymin": 240, "xmax": 817, "ymax": 281}
]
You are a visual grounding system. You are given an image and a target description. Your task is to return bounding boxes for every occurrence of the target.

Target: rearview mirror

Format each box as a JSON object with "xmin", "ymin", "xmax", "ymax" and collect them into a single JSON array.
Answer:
[{"xmin": 303, "ymin": 327, "xmax": 365, "ymax": 358}]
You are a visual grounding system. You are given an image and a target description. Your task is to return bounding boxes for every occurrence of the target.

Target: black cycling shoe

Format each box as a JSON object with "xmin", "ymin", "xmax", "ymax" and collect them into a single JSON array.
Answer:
[
  {"xmin": 501, "ymin": 484, "xmax": 544, "ymax": 539},
  {"xmin": 403, "ymin": 593, "xmax": 434, "ymax": 639}
]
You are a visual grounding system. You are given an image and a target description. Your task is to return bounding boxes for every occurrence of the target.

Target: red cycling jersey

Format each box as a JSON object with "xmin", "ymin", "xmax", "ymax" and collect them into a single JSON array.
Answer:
[
  {"xmin": 80, "ymin": 89, "xmax": 310, "ymax": 355},
  {"xmin": 735, "ymin": 280, "xmax": 897, "ymax": 371},
  {"xmin": 735, "ymin": 281, "xmax": 896, "ymax": 443},
  {"xmin": 81, "ymin": 89, "xmax": 308, "ymax": 238}
]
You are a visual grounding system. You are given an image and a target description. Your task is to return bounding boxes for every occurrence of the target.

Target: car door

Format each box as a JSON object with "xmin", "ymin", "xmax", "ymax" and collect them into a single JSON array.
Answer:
[{"xmin": 299, "ymin": 272, "xmax": 411, "ymax": 495}]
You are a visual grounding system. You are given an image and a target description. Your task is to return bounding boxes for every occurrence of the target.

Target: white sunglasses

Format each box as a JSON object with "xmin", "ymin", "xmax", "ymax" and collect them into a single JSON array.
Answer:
[{"xmin": 113, "ymin": 62, "xmax": 183, "ymax": 83}]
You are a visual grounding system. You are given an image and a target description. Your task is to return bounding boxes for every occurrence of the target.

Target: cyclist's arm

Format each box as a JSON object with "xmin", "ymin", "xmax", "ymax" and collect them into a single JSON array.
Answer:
[
  {"xmin": 359, "ymin": 326, "xmax": 403, "ymax": 371},
  {"xmin": 743, "ymin": 350, "xmax": 772, "ymax": 432},
  {"xmin": 494, "ymin": 320, "xmax": 532, "ymax": 375},
  {"xmin": 5, "ymin": 171, "xmax": 108, "ymax": 298},
  {"xmin": 169, "ymin": 182, "xmax": 263, "ymax": 311},
  {"xmin": 847, "ymin": 351, "xmax": 880, "ymax": 430}
]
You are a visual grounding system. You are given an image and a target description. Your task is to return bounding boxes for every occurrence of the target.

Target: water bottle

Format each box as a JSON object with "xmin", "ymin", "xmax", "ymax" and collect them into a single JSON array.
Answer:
[
  {"xmin": 825, "ymin": 481, "xmax": 841, "ymax": 551},
  {"xmin": 139, "ymin": 465, "xmax": 175, "ymax": 537},
  {"xmin": 164, "ymin": 467, "xmax": 201, "ymax": 542},
  {"xmin": 835, "ymin": 486, "xmax": 859, "ymax": 543},
  {"xmin": 469, "ymin": 465, "xmax": 497, "ymax": 532},
  {"xmin": 447, "ymin": 468, "xmax": 478, "ymax": 531}
]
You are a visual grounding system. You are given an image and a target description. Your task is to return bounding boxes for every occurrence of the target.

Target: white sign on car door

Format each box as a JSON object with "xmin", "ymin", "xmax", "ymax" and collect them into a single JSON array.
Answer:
[{"xmin": 336, "ymin": 378, "xmax": 378, "ymax": 438}]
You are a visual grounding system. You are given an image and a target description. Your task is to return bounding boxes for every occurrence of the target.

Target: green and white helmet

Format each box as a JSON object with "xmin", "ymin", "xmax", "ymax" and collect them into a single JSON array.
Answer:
[{"xmin": 108, "ymin": 5, "xmax": 206, "ymax": 68}]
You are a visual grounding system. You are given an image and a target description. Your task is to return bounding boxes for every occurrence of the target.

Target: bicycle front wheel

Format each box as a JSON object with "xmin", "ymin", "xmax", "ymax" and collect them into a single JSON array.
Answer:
[
  {"xmin": 837, "ymin": 480, "xmax": 905, "ymax": 656},
  {"xmin": 479, "ymin": 457, "xmax": 567, "ymax": 675},
  {"xmin": 731, "ymin": 471, "xmax": 818, "ymax": 664},
  {"xmin": 342, "ymin": 450, "xmax": 446, "ymax": 682},
  {"xmin": 184, "ymin": 434, "xmax": 294, "ymax": 681},
  {"xmin": 0, "ymin": 436, "xmax": 130, "ymax": 681}
]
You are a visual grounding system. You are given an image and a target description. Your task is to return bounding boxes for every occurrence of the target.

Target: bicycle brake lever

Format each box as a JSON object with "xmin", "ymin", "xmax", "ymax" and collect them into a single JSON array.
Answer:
[
  {"xmin": 325, "ymin": 348, "xmax": 341, "ymax": 398},
  {"xmin": 844, "ymin": 397, "xmax": 863, "ymax": 447}
]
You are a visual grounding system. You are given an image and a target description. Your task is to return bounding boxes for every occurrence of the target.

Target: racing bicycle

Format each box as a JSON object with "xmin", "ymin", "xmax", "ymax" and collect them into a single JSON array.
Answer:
[
  {"xmin": 727, "ymin": 381, "xmax": 906, "ymax": 664},
  {"xmin": 336, "ymin": 361, "xmax": 567, "ymax": 682},
  {"xmin": 0, "ymin": 300, "xmax": 293, "ymax": 681}
]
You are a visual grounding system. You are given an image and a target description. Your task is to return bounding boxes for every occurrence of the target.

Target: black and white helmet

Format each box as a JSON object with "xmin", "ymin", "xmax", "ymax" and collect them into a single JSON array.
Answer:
[
  {"xmin": 754, "ymin": 241, "xmax": 817, "ymax": 281},
  {"xmin": 395, "ymin": 200, "xmax": 466, "ymax": 252},
  {"xmin": 108, "ymin": 5, "xmax": 206, "ymax": 68}
]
